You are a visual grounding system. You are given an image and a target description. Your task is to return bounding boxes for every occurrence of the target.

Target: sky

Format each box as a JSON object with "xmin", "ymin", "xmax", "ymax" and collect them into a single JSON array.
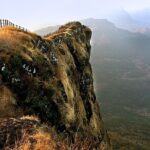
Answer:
[{"xmin": 0, "ymin": 0, "xmax": 150, "ymax": 30}]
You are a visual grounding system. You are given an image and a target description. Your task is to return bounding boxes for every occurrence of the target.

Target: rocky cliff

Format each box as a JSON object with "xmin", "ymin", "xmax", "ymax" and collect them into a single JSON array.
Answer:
[{"xmin": 0, "ymin": 22, "xmax": 111, "ymax": 149}]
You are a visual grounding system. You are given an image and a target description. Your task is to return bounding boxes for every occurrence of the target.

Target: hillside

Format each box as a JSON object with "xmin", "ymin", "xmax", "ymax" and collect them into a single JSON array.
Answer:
[{"xmin": 0, "ymin": 23, "xmax": 110, "ymax": 149}]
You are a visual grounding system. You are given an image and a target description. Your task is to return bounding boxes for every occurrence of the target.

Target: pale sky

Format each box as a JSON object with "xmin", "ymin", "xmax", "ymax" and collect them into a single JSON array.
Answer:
[{"xmin": 0, "ymin": 0, "xmax": 150, "ymax": 30}]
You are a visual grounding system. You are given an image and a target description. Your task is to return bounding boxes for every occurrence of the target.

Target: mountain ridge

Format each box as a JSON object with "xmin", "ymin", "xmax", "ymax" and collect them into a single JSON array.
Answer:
[{"xmin": 0, "ymin": 22, "xmax": 111, "ymax": 149}]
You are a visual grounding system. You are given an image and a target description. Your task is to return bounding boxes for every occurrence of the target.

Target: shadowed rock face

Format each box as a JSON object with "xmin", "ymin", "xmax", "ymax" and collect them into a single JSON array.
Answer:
[{"xmin": 0, "ymin": 22, "xmax": 111, "ymax": 149}]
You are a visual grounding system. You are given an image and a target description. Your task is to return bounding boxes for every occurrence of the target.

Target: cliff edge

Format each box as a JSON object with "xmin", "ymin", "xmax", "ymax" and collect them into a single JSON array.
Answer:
[{"xmin": 0, "ymin": 22, "xmax": 111, "ymax": 149}]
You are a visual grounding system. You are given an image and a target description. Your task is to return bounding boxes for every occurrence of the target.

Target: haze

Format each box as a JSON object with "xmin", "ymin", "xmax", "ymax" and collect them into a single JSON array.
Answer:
[{"xmin": 0, "ymin": 0, "xmax": 150, "ymax": 30}]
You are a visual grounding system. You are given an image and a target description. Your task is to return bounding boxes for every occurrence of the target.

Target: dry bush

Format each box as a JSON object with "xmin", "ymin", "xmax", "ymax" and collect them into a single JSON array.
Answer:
[
  {"xmin": 5, "ymin": 127, "xmax": 67, "ymax": 150},
  {"xmin": 7, "ymin": 130, "xmax": 55, "ymax": 150},
  {"xmin": 4, "ymin": 127, "xmax": 97, "ymax": 150}
]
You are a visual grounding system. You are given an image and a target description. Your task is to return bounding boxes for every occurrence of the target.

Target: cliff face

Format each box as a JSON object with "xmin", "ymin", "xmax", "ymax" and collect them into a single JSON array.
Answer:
[{"xmin": 0, "ymin": 22, "xmax": 110, "ymax": 149}]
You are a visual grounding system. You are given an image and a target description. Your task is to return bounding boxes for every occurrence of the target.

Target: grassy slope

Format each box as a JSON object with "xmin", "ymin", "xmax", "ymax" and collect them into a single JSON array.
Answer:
[{"xmin": 0, "ymin": 24, "xmax": 110, "ymax": 149}]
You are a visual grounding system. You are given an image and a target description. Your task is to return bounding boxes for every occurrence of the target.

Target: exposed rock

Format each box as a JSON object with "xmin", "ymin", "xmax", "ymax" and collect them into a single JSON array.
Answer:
[{"xmin": 0, "ymin": 22, "xmax": 111, "ymax": 149}]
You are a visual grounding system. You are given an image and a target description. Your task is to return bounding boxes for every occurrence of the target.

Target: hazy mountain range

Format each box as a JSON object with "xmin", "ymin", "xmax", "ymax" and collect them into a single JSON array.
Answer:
[
  {"xmin": 35, "ymin": 8, "xmax": 150, "ymax": 34},
  {"xmin": 108, "ymin": 9, "xmax": 150, "ymax": 33},
  {"xmin": 35, "ymin": 25, "xmax": 60, "ymax": 36}
]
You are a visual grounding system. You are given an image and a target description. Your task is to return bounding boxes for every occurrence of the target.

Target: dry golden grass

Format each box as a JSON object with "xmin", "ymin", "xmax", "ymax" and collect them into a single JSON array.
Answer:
[
  {"xmin": 44, "ymin": 21, "xmax": 82, "ymax": 40},
  {"xmin": 0, "ymin": 27, "xmax": 28, "ymax": 50},
  {"xmin": 0, "ymin": 28, "xmax": 21, "ymax": 60},
  {"xmin": 7, "ymin": 128, "xmax": 67, "ymax": 150},
  {"xmin": 0, "ymin": 85, "xmax": 23, "ymax": 118},
  {"xmin": 20, "ymin": 115, "xmax": 40, "ymax": 122},
  {"xmin": 4, "ymin": 124, "xmax": 99, "ymax": 150},
  {"xmin": 23, "ymin": 132, "xmax": 56, "ymax": 150},
  {"xmin": 0, "ymin": 27, "xmax": 40, "ymax": 62},
  {"xmin": 10, "ymin": 131, "xmax": 55, "ymax": 150}
]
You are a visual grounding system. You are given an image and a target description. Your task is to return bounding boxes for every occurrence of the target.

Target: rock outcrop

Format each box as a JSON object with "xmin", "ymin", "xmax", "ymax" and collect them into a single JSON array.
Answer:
[{"xmin": 0, "ymin": 22, "xmax": 111, "ymax": 149}]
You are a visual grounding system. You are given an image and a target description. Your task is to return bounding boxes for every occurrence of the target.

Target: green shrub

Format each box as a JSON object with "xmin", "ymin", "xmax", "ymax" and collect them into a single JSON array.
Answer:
[
  {"xmin": 11, "ymin": 55, "xmax": 22, "ymax": 69},
  {"xmin": 46, "ymin": 85, "xmax": 55, "ymax": 98},
  {"xmin": 33, "ymin": 55, "xmax": 46, "ymax": 65},
  {"xmin": 42, "ymin": 69, "xmax": 53, "ymax": 81}
]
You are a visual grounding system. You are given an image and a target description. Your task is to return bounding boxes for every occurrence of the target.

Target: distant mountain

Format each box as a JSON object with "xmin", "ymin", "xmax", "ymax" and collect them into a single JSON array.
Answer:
[
  {"xmin": 94, "ymin": 9, "xmax": 150, "ymax": 35},
  {"xmin": 82, "ymin": 18, "xmax": 150, "ymax": 59},
  {"xmin": 106, "ymin": 9, "xmax": 142, "ymax": 31},
  {"xmin": 131, "ymin": 8, "xmax": 150, "ymax": 27},
  {"xmin": 35, "ymin": 9, "xmax": 150, "ymax": 35},
  {"xmin": 126, "ymin": 8, "xmax": 150, "ymax": 35},
  {"xmin": 35, "ymin": 25, "xmax": 59, "ymax": 36}
]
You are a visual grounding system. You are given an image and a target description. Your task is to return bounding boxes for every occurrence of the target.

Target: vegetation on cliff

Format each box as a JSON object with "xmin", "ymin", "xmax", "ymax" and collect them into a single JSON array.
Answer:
[{"xmin": 0, "ymin": 22, "xmax": 110, "ymax": 149}]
